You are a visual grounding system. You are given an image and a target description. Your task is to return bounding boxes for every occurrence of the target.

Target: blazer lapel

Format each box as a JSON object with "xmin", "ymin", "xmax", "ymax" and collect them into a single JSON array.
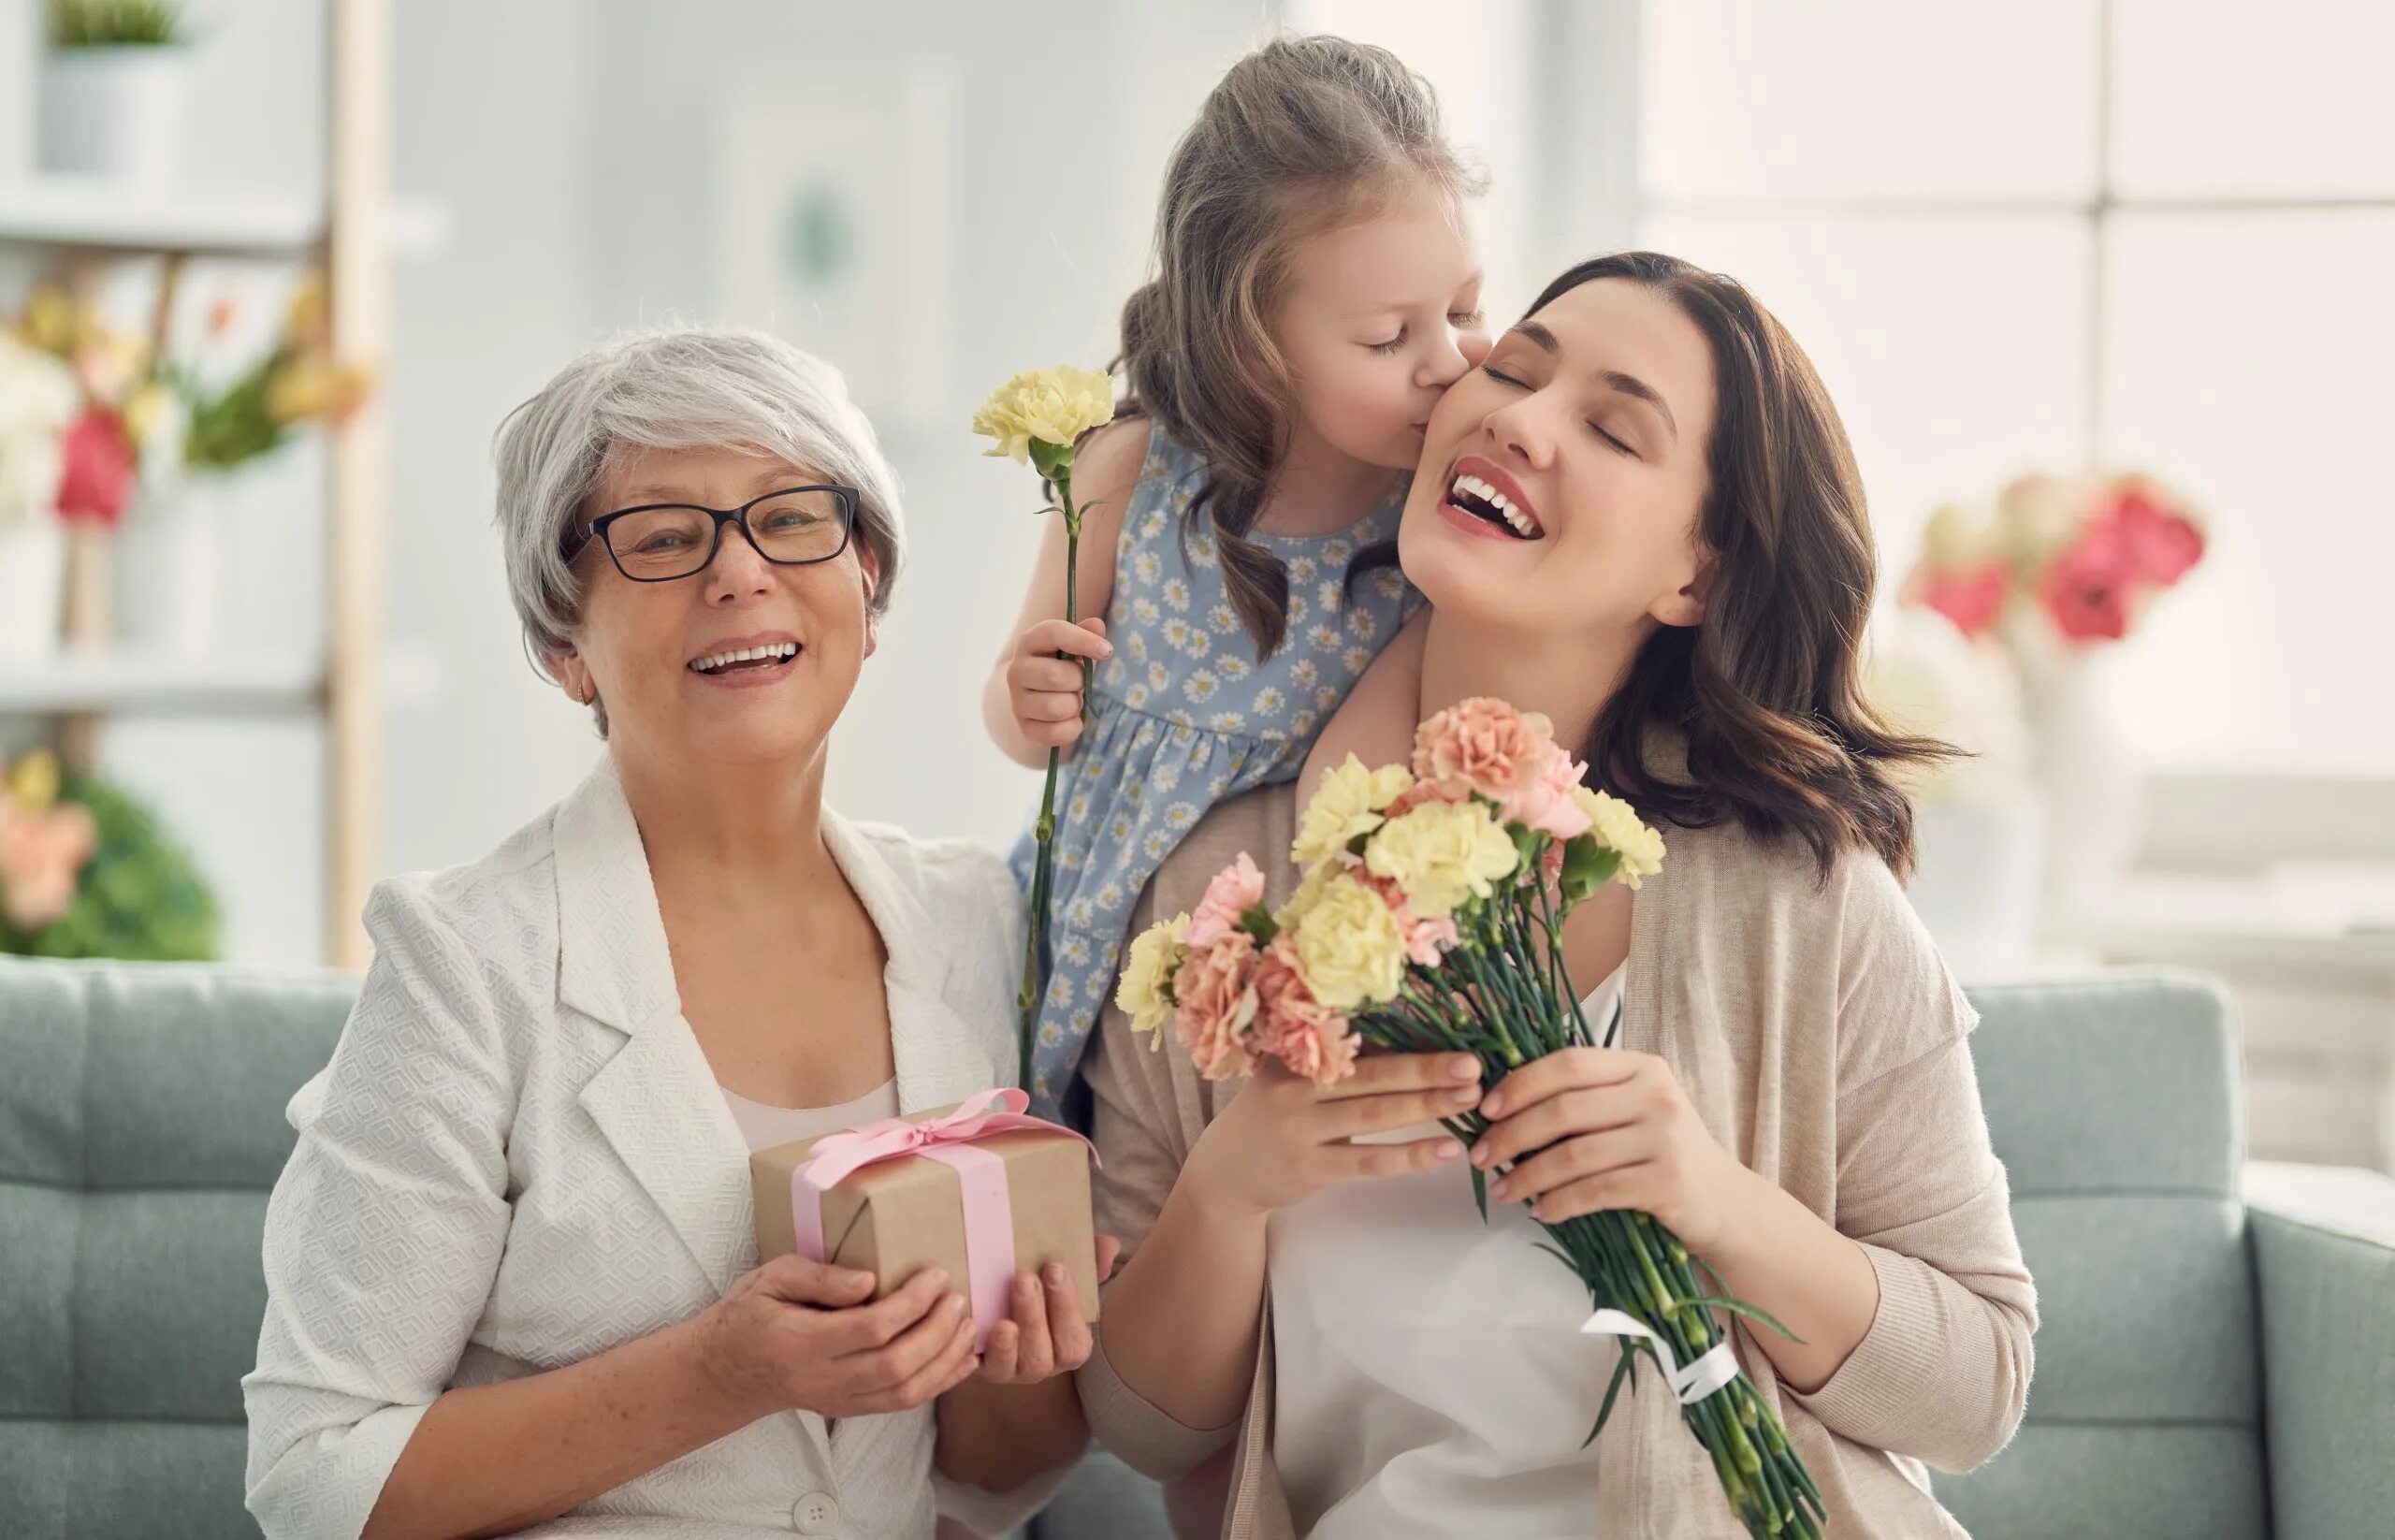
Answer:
[
  {"xmin": 820, "ymin": 809, "xmax": 1002, "ymax": 1112},
  {"xmin": 557, "ymin": 760, "xmax": 757, "ymax": 1297}
]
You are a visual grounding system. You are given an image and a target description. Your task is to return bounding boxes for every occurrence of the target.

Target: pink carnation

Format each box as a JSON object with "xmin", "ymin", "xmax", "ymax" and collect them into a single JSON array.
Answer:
[
  {"xmin": 1502, "ymin": 748, "xmax": 1594, "ymax": 841},
  {"xmin": 1255, "ymin": 939, "xmax": 1360, "ymax": 1087},
  {"xmin": 1174, "ymin": 930, "xmax": 1262, "ymax": 1080},
  {"xmin": 1413, "ymin": 696, "xmax": 1559, "ymax": 805},
  {"xmin": 1184, "ymin": 851, "xmax": 1266, "ymax": 951},
  {"xmin": 1357, "ymin": 871, "xmax": 1460, "ymax": 967}
]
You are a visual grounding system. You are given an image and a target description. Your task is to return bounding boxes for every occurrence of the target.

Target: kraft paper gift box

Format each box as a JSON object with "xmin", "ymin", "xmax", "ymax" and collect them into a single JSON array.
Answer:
[{"xmin": 751, "ymin": 1090, "xmax": 1098, "ymax": 1348}]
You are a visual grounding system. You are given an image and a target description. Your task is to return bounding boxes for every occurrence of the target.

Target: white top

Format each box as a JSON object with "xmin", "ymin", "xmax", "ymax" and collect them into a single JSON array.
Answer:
[
  {"xmin": 721, "ymin": 1078, "xmax": 902, "ymax": 1154},
  {"xmin": 243, "ymin": 757, "xmax": 1056, "ymax": 1540},
  {"xmin": 1270, "ymin": 966, "xmax": 1627, "ymax": 1539}
]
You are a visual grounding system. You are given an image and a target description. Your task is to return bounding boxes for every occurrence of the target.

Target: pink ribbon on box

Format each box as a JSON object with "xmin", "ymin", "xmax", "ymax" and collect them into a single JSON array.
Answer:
[{"xmin": 788, "ymin": 1087, "xmax": 1093, "ymax": 1352}]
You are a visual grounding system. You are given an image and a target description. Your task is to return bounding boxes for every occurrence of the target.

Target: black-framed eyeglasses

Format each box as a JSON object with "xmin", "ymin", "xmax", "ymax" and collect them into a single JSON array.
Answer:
[{"xmin": 563, "ymin": 485, "xmax": 860, "ymax": 582}]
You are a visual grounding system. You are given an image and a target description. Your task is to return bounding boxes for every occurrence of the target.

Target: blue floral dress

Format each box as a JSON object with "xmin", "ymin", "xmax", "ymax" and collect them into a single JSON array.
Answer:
[{"xmin": 1013, "ymin": 423, "xmax": 1418, "ymax": 1120}]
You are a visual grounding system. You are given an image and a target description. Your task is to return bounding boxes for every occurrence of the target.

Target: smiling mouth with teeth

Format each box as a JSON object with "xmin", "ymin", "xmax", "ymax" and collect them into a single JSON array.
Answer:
[
  {"xmin": 1447, "ymin": 472, "xmax": 1544, "ymax": 540},
  {"xmin": 688, "ymin": 641, "xmax": 800, "ymax": 676}
]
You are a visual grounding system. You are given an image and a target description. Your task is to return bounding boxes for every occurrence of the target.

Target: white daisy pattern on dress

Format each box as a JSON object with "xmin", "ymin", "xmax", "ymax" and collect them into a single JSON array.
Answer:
[{"xmin": 1006, "ymin": 423, "xmax": 1420, "ymax": 1119}]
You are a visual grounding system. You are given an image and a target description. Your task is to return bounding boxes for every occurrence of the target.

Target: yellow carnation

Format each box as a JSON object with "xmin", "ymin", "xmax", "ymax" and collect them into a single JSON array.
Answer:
[
  {"xmin": 1363, "ymin": 799, "xmax": 1518, "ymax": 920},
  {"xmin": 1289, "ymin": 872, "xmax": 1409, "ymax": 1011},
  {"xmin": 1575, "ymin": 788, "xmax": 1666, "ymax": 888},
  {"xmin": 971, "ymin": 366, "xmax": 1116, "ymax": 465},
  {"xmin": 1292, "ymin": 755, "xmax": 1415, "ymax": 866},
  {"xmin": 1114, "ymin": 911, "xmax": 1190, "ymax": 1043}
]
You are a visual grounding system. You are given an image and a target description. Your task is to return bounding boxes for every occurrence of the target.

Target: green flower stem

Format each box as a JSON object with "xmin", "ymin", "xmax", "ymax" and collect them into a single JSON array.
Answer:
[{"xmin": 1015, "ymin": 462, "xmax": 1081, "ymax": 1095}]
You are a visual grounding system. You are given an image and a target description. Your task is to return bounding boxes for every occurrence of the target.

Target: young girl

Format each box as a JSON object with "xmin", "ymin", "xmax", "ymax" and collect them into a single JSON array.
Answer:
[{"xmin": 985, "ymin": 35, "xmax": 1491, "ymax": 1122}]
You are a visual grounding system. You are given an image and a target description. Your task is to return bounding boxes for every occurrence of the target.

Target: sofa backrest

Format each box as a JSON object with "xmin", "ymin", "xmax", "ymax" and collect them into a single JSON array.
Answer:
[
  {"xmin": 1943, "ymin": 973, "xmax": 2267, "ymax": 1539},
  {"xmin": 0, "ymin": 958, "xmax": 355, "ymax": 1540}
]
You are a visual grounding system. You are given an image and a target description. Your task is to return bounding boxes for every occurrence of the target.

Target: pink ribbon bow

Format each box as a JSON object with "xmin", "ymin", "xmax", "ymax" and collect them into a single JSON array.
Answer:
[{"xmin": 790, "ymin": 1088, "xmax": 1093, "ymax": 1351}]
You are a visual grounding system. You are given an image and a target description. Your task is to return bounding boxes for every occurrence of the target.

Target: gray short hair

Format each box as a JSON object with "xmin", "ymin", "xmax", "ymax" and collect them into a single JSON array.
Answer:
[{"xmin": 493, "ymin": 327, "xmax": 906, "ymax": 664}]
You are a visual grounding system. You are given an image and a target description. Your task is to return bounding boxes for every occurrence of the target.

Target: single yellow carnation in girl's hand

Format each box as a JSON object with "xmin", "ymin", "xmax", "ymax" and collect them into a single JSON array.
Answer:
[
  {"xmin": 1292, "ymin": 754, "xmax": 1415, "ymax": 866},
  {"xmin": 971, "ymin": 365, "xmax": 1116, "ymax": 464},
  {"xmin": 1115, "ymin": 911, "xmax": 1191, "ymax": 1044},
  {"xmin": 1363, "ymin": 798, "xmax": 1519, "ymax": 920},
  {"xmin": 1574, "ymin": 787, "xmax": 1666, "ymax": 888},
  {"xmin": 1289, "ymin": 870, "xmax": 1411, "ymax": 1011}
]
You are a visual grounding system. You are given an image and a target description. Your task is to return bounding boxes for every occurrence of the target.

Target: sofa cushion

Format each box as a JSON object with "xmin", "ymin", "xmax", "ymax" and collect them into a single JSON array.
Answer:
[{"xmin": 1941, "ymin": 973, "xmax": 2265, "ymax": 1540}]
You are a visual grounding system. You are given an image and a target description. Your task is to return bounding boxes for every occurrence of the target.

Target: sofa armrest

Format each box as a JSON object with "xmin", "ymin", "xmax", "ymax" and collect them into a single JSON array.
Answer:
[{"xmin": 2243, "ymin": 1160, "xmax": 2395, "ymax": 1540}]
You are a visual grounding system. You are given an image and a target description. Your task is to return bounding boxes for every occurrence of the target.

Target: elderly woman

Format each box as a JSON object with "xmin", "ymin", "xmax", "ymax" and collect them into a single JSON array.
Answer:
[{"xmin": 243, "ymin": 328, "xmax": 1098, "ymax": 1540}]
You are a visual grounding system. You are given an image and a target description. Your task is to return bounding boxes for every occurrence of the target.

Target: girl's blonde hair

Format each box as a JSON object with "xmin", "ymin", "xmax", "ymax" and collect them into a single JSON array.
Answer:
[{"xmin": 1116, "ymin": 33, "xmax": 1484, "ymax": 658}]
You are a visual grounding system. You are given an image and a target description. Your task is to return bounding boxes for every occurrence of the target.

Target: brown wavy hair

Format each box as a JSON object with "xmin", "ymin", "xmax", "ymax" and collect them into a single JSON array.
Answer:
[
  {"xmin": 1544, "ymin": 253, "xmax": 1951, "ymax": 880},
  {"xmin": 1114, "ymin": 33, "xmax": 1485, "ymax": 659}
]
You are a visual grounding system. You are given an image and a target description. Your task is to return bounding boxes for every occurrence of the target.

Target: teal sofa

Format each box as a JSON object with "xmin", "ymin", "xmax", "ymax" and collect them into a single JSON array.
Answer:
[{"xmin": 3, "ymin": 959, "xmax": 2389, "ymax": 1539}]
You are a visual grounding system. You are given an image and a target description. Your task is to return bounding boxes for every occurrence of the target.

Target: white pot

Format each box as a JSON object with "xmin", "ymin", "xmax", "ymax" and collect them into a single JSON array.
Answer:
[
  {"xmin": 115, "ymin": 476, "xmax": 229, "ymax": 653},
  {"xmin": 0, "ymin": 518, "xmax": 69, "ymax": 662},
  {"xmin": 36, "ymin": 47, "xmax": 192, "ymax": 185},
  {"xmin": 2006, "ymin": 611, "xmax": 2141, "ymax": 915}
]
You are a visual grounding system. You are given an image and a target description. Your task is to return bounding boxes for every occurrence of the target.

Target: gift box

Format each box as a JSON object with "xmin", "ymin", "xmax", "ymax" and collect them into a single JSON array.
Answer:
[{"xmin": 752, "ymin": 1088, "xmax": 1098, "ymax": 1350}]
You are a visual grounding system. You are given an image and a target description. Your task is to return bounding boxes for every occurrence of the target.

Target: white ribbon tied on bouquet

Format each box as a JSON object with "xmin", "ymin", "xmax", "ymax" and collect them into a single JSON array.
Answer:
[{"xmin": 1579, "ymin": 1308, "xmax": 1744, "ymax": 1405}]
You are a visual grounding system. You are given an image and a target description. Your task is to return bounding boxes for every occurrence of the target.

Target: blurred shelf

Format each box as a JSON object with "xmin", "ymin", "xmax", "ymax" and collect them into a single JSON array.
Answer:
[
  {"xmin": 0, "ymin": 179, "xmax": 450, "ymax": 259},
  {"xmin": 0, "ymin": 639, "xmax": 439, "ymax": 716},
  {"xmin": 0, "ymin": 648, "xmax": 323, "ymax": 713}
]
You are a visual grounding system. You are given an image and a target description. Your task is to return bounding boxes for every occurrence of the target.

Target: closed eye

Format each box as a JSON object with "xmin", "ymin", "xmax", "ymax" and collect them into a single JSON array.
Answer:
[
  {"xmin": 1370, "ymin": 327, "xmax": 1409, "ymax": 356},
  {"xmin": 1588, "ymin": 420, "xmax": 1637, "ymax": 458},
  {"xmin": 1450, "ymin": 309, "xmax": 1486, "ymax": 327},
  {"xmin": 1482, "ymin": 364, "xmax": 1528, "ymax": 388}
]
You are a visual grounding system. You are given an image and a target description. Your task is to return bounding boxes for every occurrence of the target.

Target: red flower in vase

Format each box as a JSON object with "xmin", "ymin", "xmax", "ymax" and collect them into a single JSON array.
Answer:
[
  {"xmin": 1921, "ymin": 560, "xmax": 2010, "ymax": 638},
  {"xmin": 2038, "ymin": 529, "xmax": 2135, "ymax": 642},
  {"xmin": 2102, "ymin": 482, "xmax": 2205, "ymax": 587},
  {"xmin": 54, "ymin": 407, "xmax": 137, "ymax": 530}
]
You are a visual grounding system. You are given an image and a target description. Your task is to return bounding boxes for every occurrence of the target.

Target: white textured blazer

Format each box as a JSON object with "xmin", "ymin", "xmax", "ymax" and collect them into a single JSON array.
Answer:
[{"xmin": 243, "ymin": 758, "xmax": 1048, "ymax": 1540}]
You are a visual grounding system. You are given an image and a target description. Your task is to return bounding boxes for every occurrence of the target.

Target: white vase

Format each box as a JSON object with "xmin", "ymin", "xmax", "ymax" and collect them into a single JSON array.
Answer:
[
  {"xmin": 114, "ymin": 477, "xmax": 228, "ymax": 653},
  {"xmin": 0, "ymin": 518, "xmax": 69, "ymax": 662},
  {"xmin": 36, "ymin": 47, "xmax": 192, "ymax": 185},
  {"xmin": 2006, "ymin": 612, "xmax": 2141, "ymax": 916}
]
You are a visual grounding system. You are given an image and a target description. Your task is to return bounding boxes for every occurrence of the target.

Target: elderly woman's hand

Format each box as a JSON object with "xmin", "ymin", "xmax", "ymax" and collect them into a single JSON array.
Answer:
[
  {"xmin": 971, "ymin": 1234, "xmax": 1123, "ymax": 1386},
  {"xmin": 695, "ymin": 1255, "xmax": 981, "ymax": 1421}
]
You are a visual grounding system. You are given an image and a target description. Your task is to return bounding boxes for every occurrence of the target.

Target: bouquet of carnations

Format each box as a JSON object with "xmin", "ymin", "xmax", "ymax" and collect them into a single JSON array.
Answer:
[{"xmin": 1118, "ymin": 698, "xmax": 1825, "ymax": 1538}]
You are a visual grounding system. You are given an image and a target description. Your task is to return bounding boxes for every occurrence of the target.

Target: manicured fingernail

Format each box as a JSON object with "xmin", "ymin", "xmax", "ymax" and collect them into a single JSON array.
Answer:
[
  {"xmin": 926, "ymin": 1270, "xmax": 949, "ymax": 1289},
  {"xmin": 1469, "ymin": 1145, "xmax": 1490, "ymax": 1168},
  {"xmin": 944, "ymin": 1294, "xmax": 965, "ymax": 1315},
  {"xmin": 1491, "ymin": 1177, "xmax": 1512, "ymax": 1199},
  {"xmin": 1480, "ymin": 1092, "xmax": 1504, "ymax": 1117},
  {"xmin": 1449, "ymin": 1057, "xmax": 1479, "ymax": 1081},
  {"xmin": 1436, "ymin": 1141, "xmax": 1461, "ymax": 1161},
  {"xmin": 1017, "ymin": 1272, "xmax": 1038, "ymax": 1294},
  {"xmin": 1451, "ymin": 1085, "xmax": 1480, "ymax": 1106},
  {"xmin": 1045, "ymin": 1262, "xmax": 1067, "ymax": 1286}
]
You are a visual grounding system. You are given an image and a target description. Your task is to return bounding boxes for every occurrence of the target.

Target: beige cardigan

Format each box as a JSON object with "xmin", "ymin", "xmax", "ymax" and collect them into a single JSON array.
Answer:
[{"xmin": 1073, "ymin": 781, "xmax": 2037, "ymax": 1539}]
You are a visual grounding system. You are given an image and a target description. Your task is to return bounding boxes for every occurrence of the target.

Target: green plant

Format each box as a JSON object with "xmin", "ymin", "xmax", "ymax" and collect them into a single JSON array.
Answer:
[
  {"xmin": 0, "ymin": 772, "xmax": 218, "ymax": 961},
  {"xmin": 46, "ymin": 0, "xmax": 188, "ymax": 48}
]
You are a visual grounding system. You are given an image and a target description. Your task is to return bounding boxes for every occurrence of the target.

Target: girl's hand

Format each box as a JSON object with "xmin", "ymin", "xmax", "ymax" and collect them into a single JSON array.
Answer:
[
  {"xmin": 1187, "ymin": 1053, "xmax": 1484, "ymax": 1221},
  {"xmin": 695, "ymin": 1256, "xmax": 980, "ymax": 1421},
  {"xmin": 974, "ymin": 1234, "xmax": 1124, "ymax": 1386},
  {"xmin": 1469, "ymin": 1048, "xmax": 1761, "ymax": 1255},
  {"xmin": 1007, "ymin": 617, "xmax": 1111, "ymax": 753}
]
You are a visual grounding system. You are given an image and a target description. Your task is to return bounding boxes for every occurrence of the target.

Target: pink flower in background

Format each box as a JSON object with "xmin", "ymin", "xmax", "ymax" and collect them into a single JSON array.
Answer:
[
  {"xmin": 1922, "ymin": 559, "xmax": 2010, "ymax": 639},
  {"xmin": 54, "ymin": 407, "xmax": 135, "ymax": 530},
  {"xmin": 1385, "ymin": 777, "xmax": 1468, "ymax": 820},
  {"xmin": 1174, "ymin": 930, "xmax": 1262, "ymax": 1080},
  {"xmin": 2038, "ymin": 531, "xmax": 2134, "ymax": 642},
  {"xmin": 2103, "ymin": 482, "xmax": 2205, "ymax": 587},
  {"xmin": 1184, "ymin": 851, "xmax": 1265, "ymax": 950},
  {"xmin": 1413, "ymin": 696, "xmax": 1556, "ymax": 804},
  {"xmin": 1255, "ymin": 939, "xmax": 1358, "ymax": 1087},
  {"xmin": 0, "ymin": 799, "xmax": 98, "ymax": 931}
]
